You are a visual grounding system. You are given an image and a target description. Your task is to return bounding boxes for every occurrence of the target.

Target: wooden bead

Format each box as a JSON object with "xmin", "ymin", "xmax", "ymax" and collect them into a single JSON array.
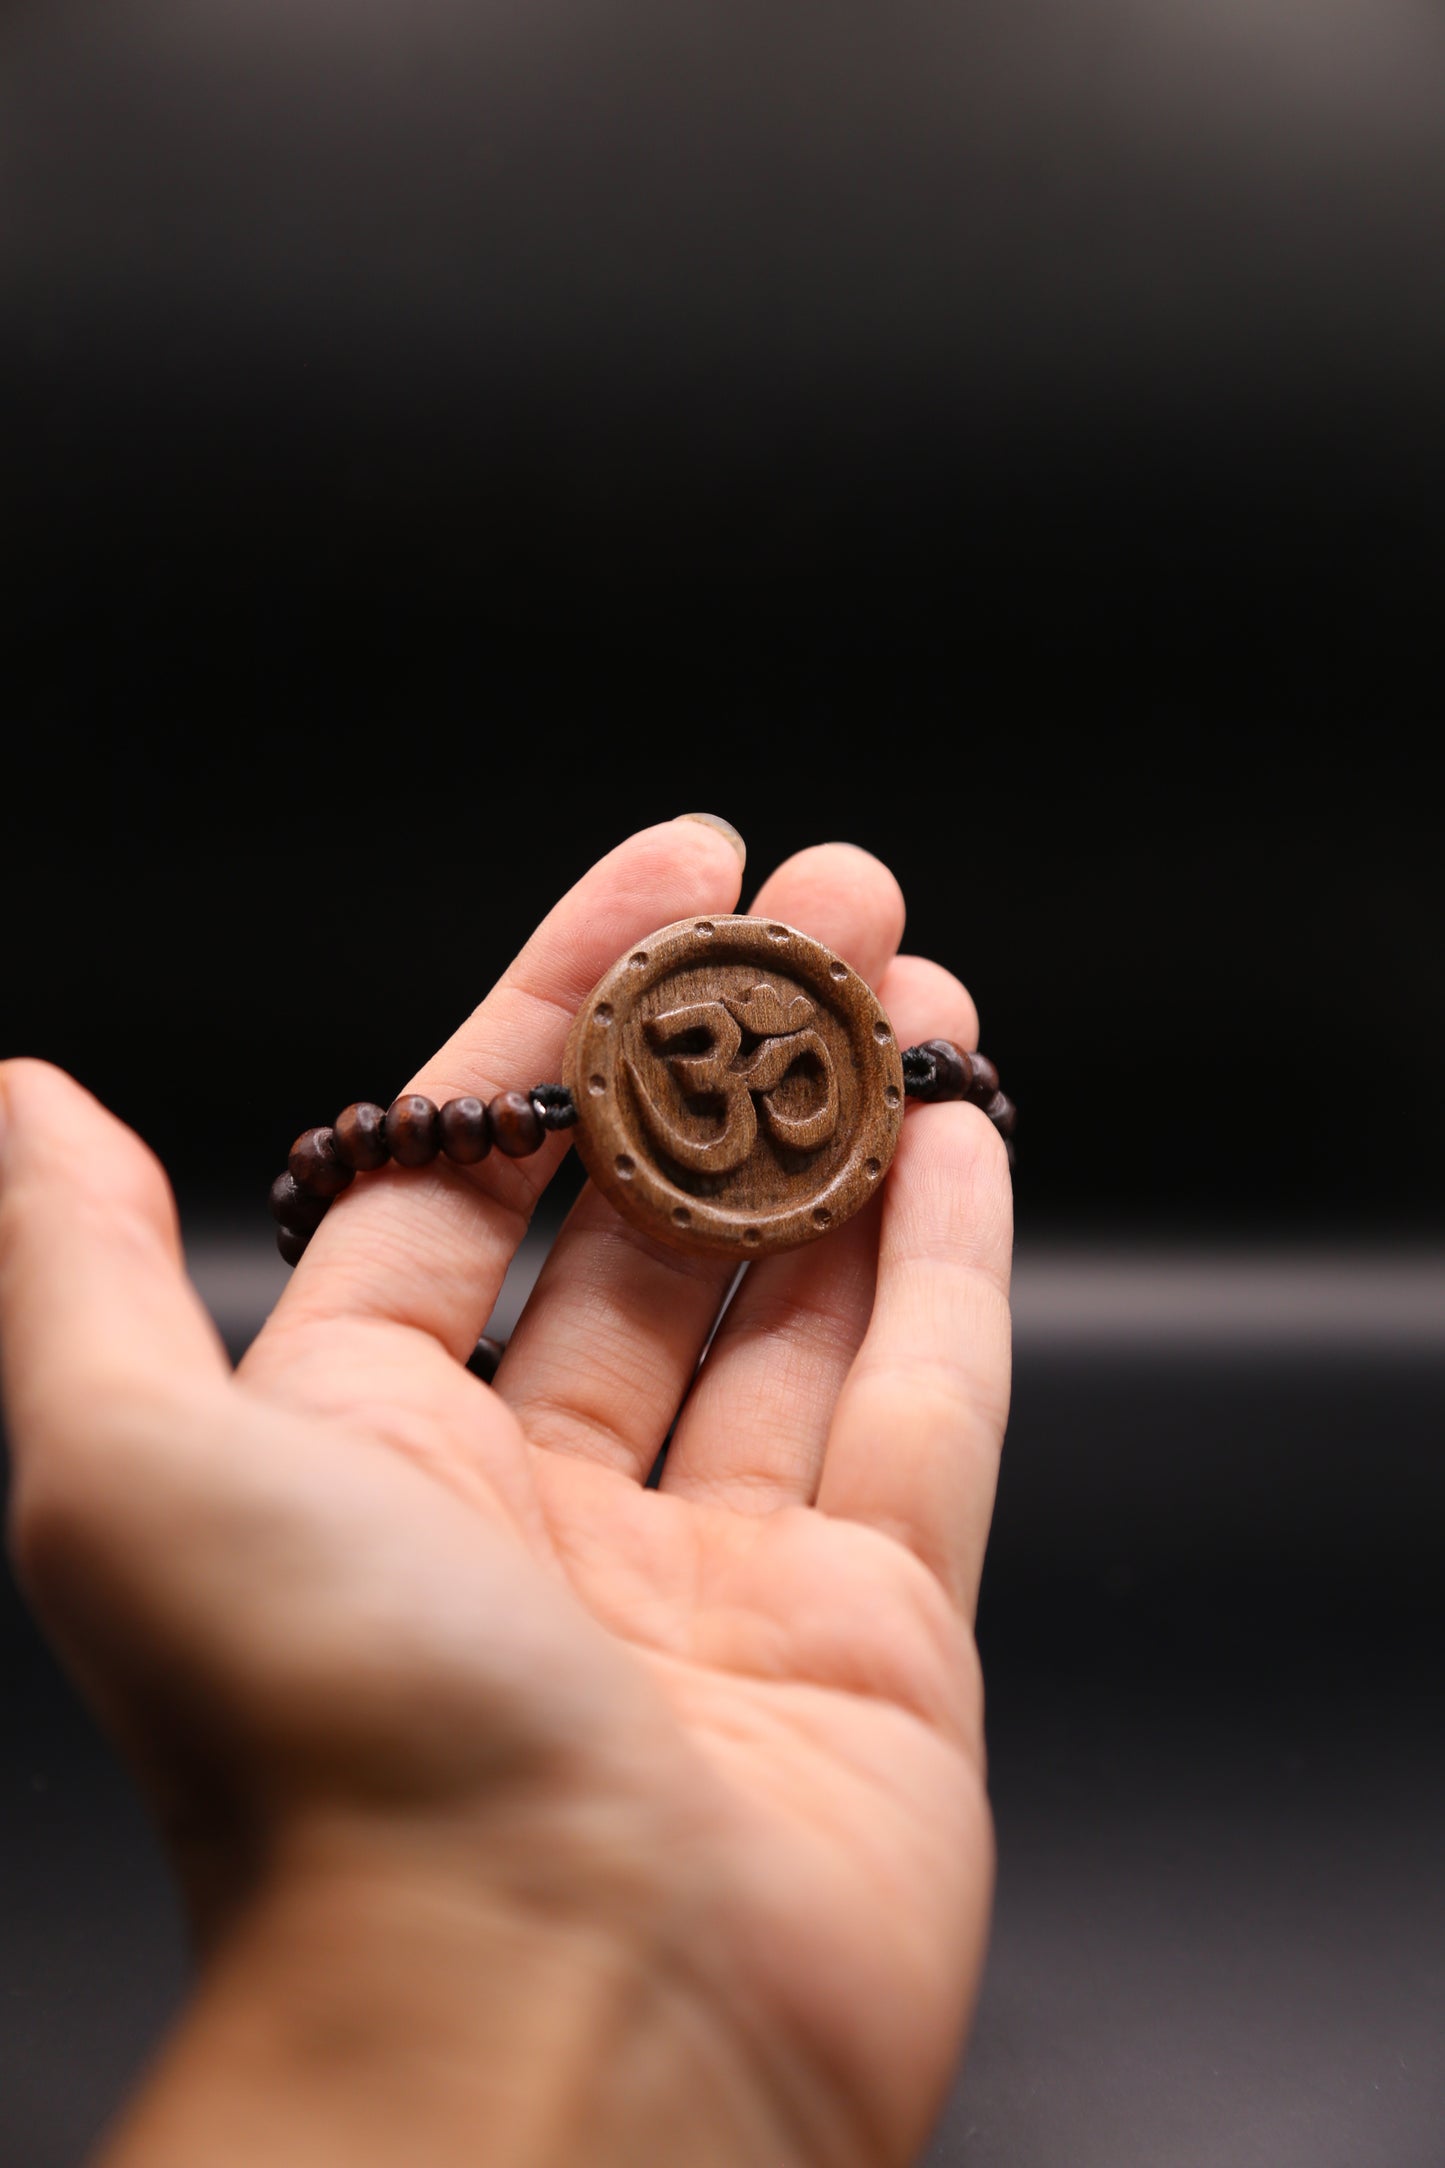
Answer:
[
  {"xmin": 288, "ymin": 1126, "xmax": 355, "ymax": 1199},
  {"xmin": 487, "ymin": 1090, "xmax": 544, "ymax": 1157},
  {"xmin": 466, "ymin": 1334, "xmax": 507, "ymax": 1383},
  {"xmin": 965, "ymin": 1052, "xmax": 1000, "ymax": 1105},
  {"xmin": 984, "ymin": 1090, "xmax": 1016, "ymax": 1138},
  {"xmin": 276, "ymin": 1224, "xmax": 311, "ymax": 1266},
  {"xmin": 439, "ymin": 1096, "xmax": 491, "ymax": 1163},
  {"xmin": 333, "ymin": 1101, "xmax": 390, "ymax": 1171},
  {"xmin": 385, "ymin": 1094, "xmax": 441, "ymax": 1166},
  {"xmin": 930, "ymin": 1039, "xmax": 975, "ymax": 1100},
  {"xmin": 268, "ymin": 1172, "xmax": 328, "ymax": 1235}
]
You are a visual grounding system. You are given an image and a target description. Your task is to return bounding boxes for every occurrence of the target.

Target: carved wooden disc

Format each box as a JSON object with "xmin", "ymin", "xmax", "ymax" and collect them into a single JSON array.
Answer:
[{"xmin": 564, "ymin": 915, "xmax": 905, "ymax": 1257}]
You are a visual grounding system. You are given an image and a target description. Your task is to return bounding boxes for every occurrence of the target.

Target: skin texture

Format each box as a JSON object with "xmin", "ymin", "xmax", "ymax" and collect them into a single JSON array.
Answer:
[{"xmin": 0, "ymin": 820, "xmax": 1012, "ymax": 2168}]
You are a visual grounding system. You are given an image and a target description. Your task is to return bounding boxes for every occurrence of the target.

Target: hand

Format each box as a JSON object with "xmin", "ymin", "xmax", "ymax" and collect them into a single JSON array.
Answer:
[{"xmin": 0, "ymin": 820, "xmax": 1012, "ymax": 2168}]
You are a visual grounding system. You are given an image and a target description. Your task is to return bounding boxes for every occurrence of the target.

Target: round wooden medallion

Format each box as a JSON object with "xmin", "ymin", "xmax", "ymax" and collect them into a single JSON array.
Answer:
[{"xmin": 564, "ymin": 916, "xmax": 905, "ymax": 1257}]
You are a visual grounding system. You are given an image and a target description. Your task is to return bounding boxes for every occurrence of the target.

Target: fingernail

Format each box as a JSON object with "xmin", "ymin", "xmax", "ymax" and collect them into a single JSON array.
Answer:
[{"xmin": 678, "ymin": 813, "xmax": 746, "ymax": 870}]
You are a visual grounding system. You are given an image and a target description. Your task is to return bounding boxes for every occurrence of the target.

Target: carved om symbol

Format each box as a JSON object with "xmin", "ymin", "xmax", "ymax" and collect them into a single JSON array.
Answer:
[{"xmin": 625, "ymin": 983, "xmax": 839, "ymax": 1176}]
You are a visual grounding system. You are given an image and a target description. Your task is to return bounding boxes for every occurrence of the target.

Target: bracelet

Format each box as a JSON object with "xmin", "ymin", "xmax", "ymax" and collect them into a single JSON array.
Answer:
[{"xmin": 270, "ymin": 916, "xmax": 1015, "ymax": 1290}]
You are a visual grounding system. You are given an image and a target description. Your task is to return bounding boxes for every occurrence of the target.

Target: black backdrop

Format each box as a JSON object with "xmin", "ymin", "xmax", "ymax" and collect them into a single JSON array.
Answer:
[{"xmin": 4, "ymin": 0, "xmax": 1442, "ymax": 1236}]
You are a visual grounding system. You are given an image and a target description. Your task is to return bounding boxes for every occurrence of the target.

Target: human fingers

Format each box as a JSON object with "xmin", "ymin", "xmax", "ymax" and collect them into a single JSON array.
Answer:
[
  {"xmin": 661, "ymin": 955, "xmax": 979, "ymax": 1510},
  {"xmin": 816, "ymin": 1099, "xmax": 1012, "ymax": 1617},
  {"xmin": 872, "ymin": 953, "xmax": 980, "ymax": 1066},
  {"xmin": 256, "ymin": 817, "xmax": 746, "ymax": 1364},
  {"xmin": 496, "ymin": 845, "xmax": 906, "ymax": 1480},
  {"xmin": 0, "ymin": 1064, "xmax": 639, "ymax": 1876}
]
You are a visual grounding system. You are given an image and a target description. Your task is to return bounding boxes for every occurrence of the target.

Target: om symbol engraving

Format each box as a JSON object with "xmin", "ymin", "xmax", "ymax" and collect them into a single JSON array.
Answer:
[
  {"xmin": 564, "ymin": 916, "xmax": 904, "ymax": 1258},
  {"xmin": 627, "ymin": 984, "xmax": 839, "ymax": 1175}
]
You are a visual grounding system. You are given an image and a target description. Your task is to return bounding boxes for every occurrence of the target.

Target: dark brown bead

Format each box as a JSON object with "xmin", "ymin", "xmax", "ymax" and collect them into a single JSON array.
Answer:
[
  {"xmin": 906, "ymin": 1039, "xmax": 975, "ymax": 1101},
  {"xmin": 288, "ymin": 1126, "xmax": 355, "ymax": 1199},
  {"xmin": 487, "ymin": 1090, "xmax": 544, "ymax": 1157},
  {"xmin": 439, "ymin": 1096, "xmax": 491, "ymax": 1164},
  {"xmin": 385, "ymin": 1094, "xmax": 441, "ymax": 1166},
  {"xmin": 466, "ymin": 1334, "xmax": 507, "ymax": 1384},
  {"xmin": 269, "ymin": 1171, "xmax": 328, "ymax": 1235},
  {"xmin": 276, "ymin": 1223, "xmax": 311, "ymax": 1266},
  {"xmin": 934, "ymin": 1040, "xmax": 976, "ymax": 1100},
  {"xmin": 333, "ymin": 1101, "xmax": 390, "ymax": 1171},
  {"xmin": 984, "ymin": 1090, "xmax": 1016, "ymax": 1138},
  {"xmin": 965, "ymin": 1052, "xmax": 1000, "ymax": 1105}
]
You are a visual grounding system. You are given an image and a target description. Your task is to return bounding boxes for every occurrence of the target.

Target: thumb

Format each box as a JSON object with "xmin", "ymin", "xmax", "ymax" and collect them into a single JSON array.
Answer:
[{"xmin": 0, "ymin": 1059, "xmax": 228, "ymax": 1521}]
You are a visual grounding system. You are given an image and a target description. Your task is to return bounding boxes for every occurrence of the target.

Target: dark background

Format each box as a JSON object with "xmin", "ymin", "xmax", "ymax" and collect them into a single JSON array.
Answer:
[
  {"xmin": 3, "ymin": 3, "xmax": 1443, "ymax": 2163},
  {"xmin": 4, "ymin": 0, "xmax": 1442, "ymax": 1235}
]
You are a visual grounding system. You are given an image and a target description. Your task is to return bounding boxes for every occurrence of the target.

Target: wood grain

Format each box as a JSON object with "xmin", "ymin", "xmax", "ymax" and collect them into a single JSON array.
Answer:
[{"xmin": 564, "ymin": 915, "xmax": 903, "ymax": 1257}]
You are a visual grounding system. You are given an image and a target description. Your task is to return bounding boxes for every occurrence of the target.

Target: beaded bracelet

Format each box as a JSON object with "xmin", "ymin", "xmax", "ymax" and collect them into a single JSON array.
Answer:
[{"xmin": 270, "ymin": 915, "xmax": 1015, "ymax": 1327}]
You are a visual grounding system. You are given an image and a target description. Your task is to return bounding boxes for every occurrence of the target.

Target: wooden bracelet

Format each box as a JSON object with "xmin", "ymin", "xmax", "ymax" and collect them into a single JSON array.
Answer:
[{"xmin": 271, "ymin": 917, "xmax": 1015, "ymax": 1283}]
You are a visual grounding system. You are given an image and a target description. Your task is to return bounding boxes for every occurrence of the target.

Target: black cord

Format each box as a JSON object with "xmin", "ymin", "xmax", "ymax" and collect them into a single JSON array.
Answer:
[{"xmin": 531, "ymin": 1083, "xmax": 579, "ymax": 1129}]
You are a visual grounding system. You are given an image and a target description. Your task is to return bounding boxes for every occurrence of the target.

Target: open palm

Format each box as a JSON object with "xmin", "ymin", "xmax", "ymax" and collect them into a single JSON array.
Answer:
[{"xmin": 1, "ymin": 821, "xmax": 1012, "ymax": 2168}]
